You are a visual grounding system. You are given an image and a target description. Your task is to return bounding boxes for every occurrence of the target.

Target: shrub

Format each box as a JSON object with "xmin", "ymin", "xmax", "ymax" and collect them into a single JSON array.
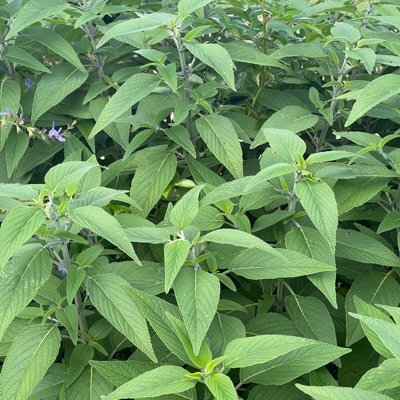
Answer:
[{"xmin": 0, "ymin": 0, "xmax": 400, "ymax": 399}]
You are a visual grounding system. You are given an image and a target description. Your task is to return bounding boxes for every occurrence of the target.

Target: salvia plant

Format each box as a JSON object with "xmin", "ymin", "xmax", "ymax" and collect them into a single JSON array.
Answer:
[{"xmin": 0, "ymin": 0, "xmax": 400, "ymax": 399}]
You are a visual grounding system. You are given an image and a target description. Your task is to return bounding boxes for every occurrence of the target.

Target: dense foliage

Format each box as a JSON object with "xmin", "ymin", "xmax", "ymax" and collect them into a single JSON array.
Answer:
[{"xmin": 0, "ymin": 0, "xmax": 400, "ymax": 399}]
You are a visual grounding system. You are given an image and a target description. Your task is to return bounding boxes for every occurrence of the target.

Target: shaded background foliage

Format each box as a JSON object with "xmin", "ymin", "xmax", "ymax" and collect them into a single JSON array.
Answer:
[{"xmin": 0, "ymin": 0, "xmax": 400, "ymax": 399}]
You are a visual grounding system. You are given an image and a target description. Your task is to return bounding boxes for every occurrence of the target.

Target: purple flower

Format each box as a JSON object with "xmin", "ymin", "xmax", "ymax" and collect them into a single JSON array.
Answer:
[
  {"xmin": 0, "ymin": 107, "xmax": 12, "ymax": 117},
  {"xmin": 48, "ymin": 121, "xmax": 65, "ymax": 142},
  {"xmin": 18, "ymin": 114, "xmax": 24, "ymax": 125},
  {"xmin": 24, "ymin": 78, "xmax": 33, "ymax": 89}
]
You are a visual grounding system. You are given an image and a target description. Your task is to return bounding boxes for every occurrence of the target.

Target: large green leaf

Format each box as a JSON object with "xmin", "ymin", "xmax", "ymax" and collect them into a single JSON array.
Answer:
[
  {"xmin": 130, "ymin": 150, "xmax": 177, "ymax": 217},
  {"xmin": 69, "ymin": 206, "xmax": 140, "ymax": 264},
  {"xmin": 185, "ymin": 42, "xmax": 236, "ymax": 90},
  {"xmin": 285, "ymin": 227, "xmax": 337, "ymax": 308},
  {"xmin": 345, "ymin": 74, "xmax": 400, "ymax": 126},
  {"xmin": 265, "ymin": 128, "xmax": 306, "ymax": 162},
  {"xmin": 345, "ymin": 271, "xmax": 400, "ymax": 346},
  {"xmin": 205, "ymin": 374, "xmax": 237, "ymax": 400},
  {"xmin": 26, "ymin": 27, "xmax": 85, "ymax": 71},
  {"xmin": 5, "ymin": 132, "xmax": 29, "ymax": 178},
  {"xmin": 295, "ymin": 180, "xmax": 338, "ymax": 248},
  {"xmin": 178, "ymin": 0, "xmax": 214, "ymax": 15},
  {"xmin": 32, "ymin": 64, "xmax": 88, "ymax": 123},
  {"xmin": 5, "ymin": 0, "xmax": 68, "ymax": 39},
  {"xmin": 203, "ymin": 229, "xmax": 278, "ymax": 256},
  {"xmin": 196, "ymin": 115, "xmax": 243, "ymax": 179},
  {"xmin": 89, "ymin": 74, "xmax": 160, "ymax": 138},
  {"xmin": 97, "ymin": 13, "xmax": 175, "ymax": 48},
  {"xmin": 164, "ymin": 239, "xmax": 190, "ymax": 293},
  {"xmin": 296, "ymin": 385, "xmax": 394, "ymax": 400},
  {"xmin": 3, "ymin": 46, "xmax": 50, "ymax": 73},
  {"xmin": 0, "ymin": 244, "xmax": 51, "ymax": 340},
  {"xmin": 285, "ymin": 295, "xmax": 337, "ymax": 345},
  {"xmin": 0, "ymin": 206, "xmax": 44, "ymax": 270},
  {"xmin": 87, "ymin": 274, "xmax": 155, "ymax": 361},
  {"xmin": 0, "ymin": 79, "xmax": 21, "ymax": 150},
  {"xmin": 102, "ymin": 366, "xmax": 196, "ymax": 400},
  {"xmin": 0, "ymin": 324, "xmax": 61, "ymax": 399},
  {"xmin": 174, "ymin": 268, "xmax": 220, "ymax": 354},
  {"xmin": 231, "ymin": 248, "xmax": 335, "ymax": 280}
]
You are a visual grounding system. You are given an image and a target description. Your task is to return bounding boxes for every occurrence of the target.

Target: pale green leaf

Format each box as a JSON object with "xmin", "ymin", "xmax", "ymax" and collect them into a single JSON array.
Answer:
[
  {"xmin": 231, "ymin": 248, "xmax": 335, "ymax": 280},
  {"xmin": 196, "ymin": 115, "xmax": 243, "ymax": 179},
  {"xmin": 89, "ymin": 74, "xmax": 160, "ymax": 138},
  {"xmin": 297, "ymin": 385, "xmax": 393, "ymax": 400},
  {"xmin": 174, "ymin": 268, "xmax": 220, "ymax": 354},
  {"xmin": 271, "ymin": 43, "xmax": 327, "ymax": 59},
  {"xmin": 170, "ymin": 185, "xmax": 204, "ymax": 229},
  {"xmin": 55, "ymin": 305, "xmax": 78, "ymax": 345},
  {"xmin": 331, "ymin": 22, "xmax": 361, "ymax": 43},
  {"xmin": 0, "ymin": 324, "xmax": 61, "ymax": 399},
  {"xmin": 6, "ymin": 133, "xmax": 29, "ymax": 178},
  {"xmin": 185, "ymin": 42, "xmax": 236, "ymax": 90},
  {"xmin": 295, "ymin": 180, "xmax": 338, "ymax": 248},
  {"xmin": 0, "ymin": 244, "xmax": 51, "ymax": 340},
  {"xmin": 0, "ymin": 206, "xmax": 45, "ymax": 270},
  {"xmin": 32, "ymin": 64, "xmax": 88, "ymax": 123},
  {"xmin": 3, "ymin": 46, "xmax": 50, "ymax": 73},
  {"xmin": 178, "ymin": 0, "xmax": 214, "ymax": 15},
  {"xmin": 203, "ymin": 228, "xmax": 278, "ymax": 256},
  {"xmin": 130, "ymin": 151, "xmax": 177, "ymax": 217},
  {"xmin": 87, "ymin": 274, "xmax": 155, "ymax": 361},
  {"xmin": 6, "ymin": 0, "xmax": 68, "ymax": 39},
  {"xmin": 345, "ymin": 75, "xmax": 400, "ymax": 127},
  {"xmin": 69, "ymin": 206, "xmax": 141, "ymax": 264},
  {"xmin": 205, "ymin": 374, "xmax": 238, "ymax": 400},
  {"xmin": 265, "ymin": 128, "xmax": 306, "ymax": 162},
  {"xmin": 164, "ymin": 239, "xmax": 190, "ymax": 293},
  {"xmin": 165, "ymin": 126, "xmax": 196, "ymax": 158}
]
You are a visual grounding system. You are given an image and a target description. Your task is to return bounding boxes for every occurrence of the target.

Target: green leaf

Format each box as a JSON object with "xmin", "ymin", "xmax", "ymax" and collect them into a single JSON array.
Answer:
[
  {"xmin": 306, "ymin": 150, "xmax": 357, "ymax": 165},
  {"xmin": 0, "ymin": 206, "xmax": 45, "ymax": 270},
  {"xmin": 203, "ymin": 229, "xmax": 278, "ymax": 256},
  {"xmin": 0, "ymin": 244, "xmax": 51, "ymax": 340},
  {"xmin": 350, "ymin": 313, "xmax": 400, "ymax": 359},
  {"xmin": 296, "ymin": 385, "xmax": 394, "ymax": 400},
  {"xmin": 101, "ymin": 366, "xmax": 196, "ymax": 400},
  {"xmin": 174, "ymin": 268, "xmax": 220, "ymax": 355},
  {"xmin": 285, "ymin": 227, "xmax": 337, "ymax": 308},
  {"xmin": 87, "ymin": 274, "xmax": 155, "ymax": 361},
  {"xmin": 130, "ymin": 151, "xmax": 177, "ymax": 217},
  {"xmin": 5, "ymin": 0, "xmax": 68, "ymax": 39},
  {"xmin": 0, "ymin": 324, "xmax": 61, "ymax": 399},
  {"xmin": 6, "ymin": 132, "xmax": 29, "ymax": 178},
  {"xmin": 26, "ymin": 27, "xmax": 85, "ymax": 71},
  {"xmin": 97, "ymin": 13, "xmax": 175, "ymax": 48},
  {"xmin": 271, "ymin": 43, "xmax": 327, "ymax": 59},
  {"xmin": 170, "ymin": 185, "xmax": 204, "ymax": 229},
  {"xmin": 164, "ymin": 239, "xmax": 190, "ymax": 293},
  {"xmin": 240, "ymin": 341, "xmax": 349, "ymax": 385},
  {"xmin": 331, "ymin": 22, "xmax": 361, "ymax": 43},
  {"xmin": 185, "ymin": 42, "xmax": 236, "ymax": 90},
  {"xmin": 0, "ymin": 79, "xmax": 21, "ymax": 150},
  {"xmin": 196, "ymin": 115, "xmax": 243, "ymax": 179},
  {"xmin": 244, "ymin": 163, "xmax": 296, "ymax": 194},
  {"xmin": 89, "ymin": 74, "xmax": 160, "ymax": 138},
  {"xmin": 356, "ymin": 358, "xmax": 400, "ymax": 393},
  {"xmin": 265, "ymin": 128, "xmax": 306, "ymax": 162},
  {"xmin": 45, "ymin": 161, "xmax": 98, "ymax": 193},
  {"xmin": 32, "ymin": 64, "xmax": 88, "ymax": 123},
  {"xmin": 231, "ymin": 248, "xmax": 335, "ymax": 280},
  {"xmin": 178, "ymin": 0, "xmax": 214, "ymax": 15},
  {"xmin": 69, "ymin": 206, "xmax": 141, "ymax": 264},
  {"xmin": 124, "ymin": 227, "xmax": 170, "ymax": 244},
  {"xmin": 345, "ymin": 271, "xmax": 400, "ymax": 346},
  {"xmin": 205, "ymin": 374, "xmax": 238, "ymax": 400},
  {"xmin": 336, "ymin": 229, "xmax": 399, "ymax": 267},
  {"xmin": 285, "ymin": 295, "xmax": 337, "ymax": 345},
  {"xmin": 377, "ymin": 211, "xmax": 400, "ymax": 234},
  {"xmin": 222, "ymin": 41, "xmax": 286, "ymax": 68},
  {"xmin": 3, "ymin": 46, "xmax": 50, "ymax": 73},
  {"xmin": 66, "ymin": 265, "xmax": 86, "ymax": 304},
  {"xmin": 345, "ymin": 74, "xmax": 400, "ymax": 127},
  {"xmin": 295, "ymin": 180, "xmax": 338, "ymax": 248},
  {"xmin": 55, "ymin": 305, "xmax": 78, "ymax": 345},
  {"xmin": 165, "ymin": 126, "xmax": 196, "ymax": 158}
]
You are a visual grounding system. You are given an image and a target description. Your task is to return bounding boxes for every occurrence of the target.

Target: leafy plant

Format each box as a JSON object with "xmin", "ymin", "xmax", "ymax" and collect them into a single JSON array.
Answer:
[{"xmin": 0, "ymin": 0, "xmax": 400, "ymax": 399}]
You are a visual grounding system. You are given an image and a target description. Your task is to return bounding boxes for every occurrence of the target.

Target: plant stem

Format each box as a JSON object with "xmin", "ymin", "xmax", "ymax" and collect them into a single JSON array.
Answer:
[
  {"xmin": 85, "ymin": 22, "xmax": 105, "ymax": 81},
  {"xmin": 172, "ymin": 31, "xmax": 194, "ymax": 139}
]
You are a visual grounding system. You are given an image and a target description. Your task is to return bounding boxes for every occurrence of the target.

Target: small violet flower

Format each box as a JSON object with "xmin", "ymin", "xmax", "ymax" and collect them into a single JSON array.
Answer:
[
  {"xmin": 18, "ymin": 114, "xmax": 24, "ymax": 126},
  {"xmin": 0, "ymin": 107, "xmax": 12, "ymax": 117},
  {"xmin": 24, "ymin": 78, "xmax": 33, "ymax": 89},
  {"xmin": 48, "ymin": 121, "xmax": 65, "ymax": 142}
]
